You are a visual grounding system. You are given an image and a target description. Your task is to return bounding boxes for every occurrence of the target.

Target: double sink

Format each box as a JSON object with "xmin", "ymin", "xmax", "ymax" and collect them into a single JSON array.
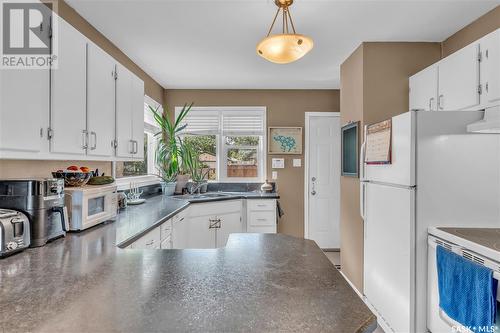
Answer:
[{"xmin": 173, "ymin": 192, "xmax": 232, "ymax": 202}]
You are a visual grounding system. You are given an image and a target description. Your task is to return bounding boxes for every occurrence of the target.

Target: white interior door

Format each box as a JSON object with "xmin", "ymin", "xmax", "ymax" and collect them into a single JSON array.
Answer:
[{"xmin": 306, "ymin": 114, "xmax": 341, "ymax": 249}]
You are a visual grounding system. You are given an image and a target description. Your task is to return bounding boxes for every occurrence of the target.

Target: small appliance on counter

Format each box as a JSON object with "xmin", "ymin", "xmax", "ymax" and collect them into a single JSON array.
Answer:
[
  {"xmin": 0, "ymin": 209, "xmax": 30, "ymax": 257},
  {"xmin": 0, "ymin": 179, "xmax": 68, "ymax": 247},
  {"xmin": 64, "ymin": 184, "xmax": 117, "ymax": 231}
]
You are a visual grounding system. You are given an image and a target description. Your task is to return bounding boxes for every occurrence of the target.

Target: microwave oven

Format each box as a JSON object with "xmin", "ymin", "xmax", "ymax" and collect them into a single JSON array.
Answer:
[{"xmin": 64, "ymin": 184, "xmax": 117, "ymax": 231}]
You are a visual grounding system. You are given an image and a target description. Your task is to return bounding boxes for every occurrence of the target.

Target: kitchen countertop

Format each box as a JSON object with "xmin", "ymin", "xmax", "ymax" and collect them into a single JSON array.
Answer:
[
  {"xmin": 0, "ymin": 193, "xmax": 376, "ymax": 333},
  {"xmin": 116, "ymin": 191, "xmax": 280, "ymax": 247}
]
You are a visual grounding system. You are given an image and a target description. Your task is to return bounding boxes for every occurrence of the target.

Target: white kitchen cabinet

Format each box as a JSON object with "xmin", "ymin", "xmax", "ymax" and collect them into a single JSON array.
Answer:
[
  {"xmin": 50, "ymin": 17, "xmax": 87, "ymax": 155},
  {"xmin": 482, "ymin": 29, "xmax": 500, "ymax": 106},
  {"xmin": 130, "ymin": 226, "xmax": 161, "ymax": 249},
  {"xmin": 115, "ymin": 63, "xmax": 145, "ymax": 160},
  {"xmin": 437, "ymin": 42, "xmax": 481, "ymax": 111},
  {"xmin": 184, "ymin": 215, "xmax": 216, "ymax": 249},
  {"xmin": 160, "ymin": 235, "xmax": 172, "ymax": 249},
  {"xmin": 409, "ymin": 65, "xmax": 438, "ymax": 111},
  {"xmin": 0, "ymin": 67, "xmax": 49, "ymax": 155},
  {"xmin": 216, "ymin": 211, "xmax": 243, "ymax": 247},
  {"xmin": 86, "ymin": 43, "xmax": 116, "ymax": 157},
  {"xmin": 247, "ymin": 199, "xmax": 277, "ymax": 233},
  {"xmin": 172, "ymin": 210, "xmax": 188, "ymax": 249}
]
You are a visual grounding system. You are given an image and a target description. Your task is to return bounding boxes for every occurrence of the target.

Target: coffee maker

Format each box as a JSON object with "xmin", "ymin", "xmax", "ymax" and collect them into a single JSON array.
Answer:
[{"xmin": 0, "ymin": 179, "xmax": 68, "ymax": 247}]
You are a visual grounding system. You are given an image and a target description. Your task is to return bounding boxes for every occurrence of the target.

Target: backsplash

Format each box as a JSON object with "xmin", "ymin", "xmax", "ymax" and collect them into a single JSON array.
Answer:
[{"xmin": 0, "ymin": 160, "xmax": 112, "ymax": 179}]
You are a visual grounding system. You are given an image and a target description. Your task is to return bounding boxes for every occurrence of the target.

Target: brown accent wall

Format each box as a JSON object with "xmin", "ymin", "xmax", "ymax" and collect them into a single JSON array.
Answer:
[
  {"xmin": 0, "ymin": 160, "xmax": 111, "ymax": 179},
  {"xmin": 441, "ymin": 6, "xmax": 500, "ymax": 58},
  {"xmin": 165, "ymin": 90, "xmax": 339, "ymax": 238},
  {"xmin": 339, "ymin": 42, "xmax": 441, "ymax": 291},
  {"xmin": 54, "ymin": 0, "xmax": 164, "ymax": 104}
]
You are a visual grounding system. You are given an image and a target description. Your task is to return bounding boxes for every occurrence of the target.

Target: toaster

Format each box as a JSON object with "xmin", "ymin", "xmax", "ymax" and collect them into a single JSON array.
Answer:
[{"xmin": 0, "ymin": 209, "xmax": 30, "ymax": 257}]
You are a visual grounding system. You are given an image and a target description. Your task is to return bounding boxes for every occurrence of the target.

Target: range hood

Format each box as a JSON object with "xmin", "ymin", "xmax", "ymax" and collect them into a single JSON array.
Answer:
[{"xmin": 467, "ymin": 106, "xmax": 500, "ymax": 133}]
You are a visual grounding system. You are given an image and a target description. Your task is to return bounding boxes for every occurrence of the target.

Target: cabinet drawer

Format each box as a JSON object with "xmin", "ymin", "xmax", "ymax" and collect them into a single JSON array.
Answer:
[
  {"xmin": 131, "ymin": 227, "xmax": 161, "ymax": 249},
  {"xmin": 247, "ymin": 225, "xmax": 276, "ymax": 234},
  {"xmin": 248, "ymin": 211, "xmax": 276, "ymax": 226},
  {"xmin": 160, "ymin": 219, "xmax": 172, "ymax": 240},
  {"xmin": 247, "ymin": 199, "xmax": 276, "ymax": 212}
]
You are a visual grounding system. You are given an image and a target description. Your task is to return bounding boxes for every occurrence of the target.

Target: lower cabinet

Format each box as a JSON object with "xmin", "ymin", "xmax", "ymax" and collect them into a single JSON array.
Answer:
[
  {"xmin": 129, "ymin": 198, "xmax": 276, "ymax": 250},
  {"xmin": 247, "ymin": 199, "xmax": 277, "ymax": 233}
]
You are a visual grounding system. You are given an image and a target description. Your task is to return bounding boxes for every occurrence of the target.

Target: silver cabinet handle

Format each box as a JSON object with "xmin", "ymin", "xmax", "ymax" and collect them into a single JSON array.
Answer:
[
  {"xmin": 429, "ymin": 97, "xmax": 435, "ymax": 111},
  {"xmin": 131, "ymin": 140, "xmax": 138, "ymax": 154},
  {"xmin": 81, "ymin": 130, "xmax": 88, "ymax": 149},
  {"xmin": 438, "ymin": 94, "xmax": 444, "ymax": 110},
  {"xmin": 145, "ymin": 240, "xmax": 154, "ymax": 246},
  {"xmin": 129, "ymin": 140, "xmax": 135, "ymax": 154},
  {"xmin": 90, "ymin": 131, "xmax": 97, "ymax": 150}
]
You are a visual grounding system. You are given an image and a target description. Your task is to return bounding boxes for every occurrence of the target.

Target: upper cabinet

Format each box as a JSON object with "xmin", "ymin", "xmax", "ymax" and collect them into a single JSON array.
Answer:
[
  {"xmin": 409, "ymin": 65, "xmax": 438, "ymax": 111},
  {"xmin": 0, "ymin": 66, "xmax": 49, "ymax": 156},
  {"xmin": 482, "ymin": 30, "xmax": 500, "ymax": 106},
  {"xmin": 410, "ymin": 28, "xmax": 500, "ymax": 112},
  {"xmin": 116, "ymin": 63, "xmax": 145, "ymax": 160},
  {"xmin": 87, "ymin": 43, "xmax": 116, "ymax": 158},
  {"xmin": 50, "ymin": 18, "xmax": 87, "ymax": 156},
  {"xmin": 437, "ymin": 42, "xmax": 480, "ymax": 111}
]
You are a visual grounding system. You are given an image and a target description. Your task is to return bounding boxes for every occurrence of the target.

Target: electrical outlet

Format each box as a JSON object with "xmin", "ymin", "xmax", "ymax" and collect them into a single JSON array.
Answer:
[
  {"xmin": 293, "ymin": 159, "xmax": 301, "ymax": 167},
  {"xmin": 272, "ymin": 171, "xmax": 278, "ymax": 180}
]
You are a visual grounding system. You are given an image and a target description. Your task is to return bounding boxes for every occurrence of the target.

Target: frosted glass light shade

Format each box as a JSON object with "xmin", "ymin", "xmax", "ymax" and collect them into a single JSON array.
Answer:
[{"xmin": 256, "ymin": 34, "xmax": 313, "ymax": 64}]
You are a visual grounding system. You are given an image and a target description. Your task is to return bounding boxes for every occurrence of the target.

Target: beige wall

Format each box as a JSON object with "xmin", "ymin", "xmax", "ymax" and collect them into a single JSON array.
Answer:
[
  {"xmin": 0, "ymin": 160, "xmax": 111, "ymax": 179},
  {"xmin": 165, "ymin": 90, "xmax": 339, "ymax": 238},
  {"xmin": 339, "ymin": 45, "xmax": 364, "ymax": 291},
  {"xmin": 441, "ymin": 5, "xmax": 500, "ymax": 58},
  {"xmin": 339, "ymin": 42, "xmax": 441, "ymax": 291}
]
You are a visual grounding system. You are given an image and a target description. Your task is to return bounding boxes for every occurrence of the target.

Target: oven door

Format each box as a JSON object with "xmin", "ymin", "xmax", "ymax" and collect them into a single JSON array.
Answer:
[{"xmin": 81, "ymin": 190, "xmax": 117, "ymax": 230}]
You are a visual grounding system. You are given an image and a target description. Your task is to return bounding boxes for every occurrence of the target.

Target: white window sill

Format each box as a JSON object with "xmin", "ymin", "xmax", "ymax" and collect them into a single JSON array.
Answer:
[{"xmin": 115, "ymin": 175, "xmax": 161, "ymax": 191}]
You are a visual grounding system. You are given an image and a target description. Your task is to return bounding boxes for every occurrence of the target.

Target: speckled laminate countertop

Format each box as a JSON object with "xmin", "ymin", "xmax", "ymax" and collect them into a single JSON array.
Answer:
[{"xmin": 0, "ymin": 193, "xmax": 376, "ymax": 333}]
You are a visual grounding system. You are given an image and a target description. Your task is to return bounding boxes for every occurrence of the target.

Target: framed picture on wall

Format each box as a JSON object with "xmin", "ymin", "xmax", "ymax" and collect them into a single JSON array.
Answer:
[
  {"xmin": 341, "ymin": 121, "xmax": 359, "ymax": 177},
  {"xmin": 268, "ymin": 127, "xmax": 303, "ymax": 154}
]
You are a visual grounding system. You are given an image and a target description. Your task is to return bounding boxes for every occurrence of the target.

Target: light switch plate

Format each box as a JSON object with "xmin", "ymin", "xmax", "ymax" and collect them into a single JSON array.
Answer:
[
  {"xmin": 293, "ymin": 159, "xmax": 302, "ymax": 167},
  {"xmin": 272, "ymin": 171, "xmax": 278, "ymax": 180},
  {"xmin": 272, "ymin": 158, "xmax": 285, "ymax": 169}
]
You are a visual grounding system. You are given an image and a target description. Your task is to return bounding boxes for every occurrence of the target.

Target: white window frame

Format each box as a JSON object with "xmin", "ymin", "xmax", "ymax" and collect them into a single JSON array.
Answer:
[
  {"xmin": 114, "ymin": 96, "xmax": 162, "ymax": 191},
  {"xmin": 175, "ymin": 106, "xmax": 267, "ymax": 183}
]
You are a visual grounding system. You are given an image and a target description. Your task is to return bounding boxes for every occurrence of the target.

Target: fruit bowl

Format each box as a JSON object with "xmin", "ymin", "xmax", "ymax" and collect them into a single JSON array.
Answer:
[{"xmin": 52, "ymin": 171, "xmax": 92, "ymax": 187}]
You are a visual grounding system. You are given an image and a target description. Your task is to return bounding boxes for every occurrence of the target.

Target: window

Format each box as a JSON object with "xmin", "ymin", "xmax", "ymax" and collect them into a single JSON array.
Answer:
[
  {"xmin": 115, "ymin": 96, "xmax": 161, "ymax": 181},
  {"xmin": 176, "ymin": 107, "xmax": 266, "ymax": 182}
]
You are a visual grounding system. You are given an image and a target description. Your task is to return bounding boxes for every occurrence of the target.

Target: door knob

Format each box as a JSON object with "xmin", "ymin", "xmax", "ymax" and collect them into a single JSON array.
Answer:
[{"xmin": 311, "ymin": 190, "xmax": 316, "ymax": 196}]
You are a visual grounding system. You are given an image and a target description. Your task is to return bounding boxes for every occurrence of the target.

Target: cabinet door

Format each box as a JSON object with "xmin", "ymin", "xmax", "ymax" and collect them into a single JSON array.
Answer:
[
  {"xmin": 131, "ymin": 75, "xmax": 145, "ymax": 159},
  {"xmin": 0, "ymin": 68, "xmax": 49, "ymax": 153},
  {"xmin": 50, "ymin": 18, "xmax": 87, "ymax": 155},
  {"xmin": 409, "ymin": 65, "xmax": 438, "ymax": 111},
  {"xmin": 438, "ymin": 43, "xmax": 480, "ymax": 111},
  {"xmin": 131, "ymin": 227, "xmax": 161, "ymax": 249},
  {"xmin": 185, "ymin": 215, "xmax": 216, "ymax": 249},
  {"xmin": 172, "ymin": 215, "xmax": 187, "ymax": 249},
  {"xmin": 216, "ymin": 212, "xmax": 243, "ymax": 247},
  {"xmin": 482, "ymin": 29, "xmax": 500, "ymax": 105},
  {"xmin": 115, "ymin": 63, "xmax": 133, "ymax": 158},
  {"xmin": 86, "ymin": 43, "xmax": 115, "ymax": 157}
]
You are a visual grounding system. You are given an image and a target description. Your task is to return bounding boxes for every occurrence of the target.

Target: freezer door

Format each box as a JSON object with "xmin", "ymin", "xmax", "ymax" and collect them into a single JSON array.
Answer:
[
  {"xmin": 364, "ymin": 182, "xmax": 415, "ymax": 333},
  {"xmin": 365, "ymin": 111, "xmax": 415, "ymax": 186}
]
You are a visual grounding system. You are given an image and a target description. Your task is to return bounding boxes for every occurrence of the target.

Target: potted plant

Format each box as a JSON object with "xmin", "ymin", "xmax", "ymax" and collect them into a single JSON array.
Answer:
[
  {"xmin": 150, "ymin": 103, "xmax": 193, "ymax": 196},
  {"xmin": 181, "ymin": 142, "xmax": 209, "ymax": 194}
]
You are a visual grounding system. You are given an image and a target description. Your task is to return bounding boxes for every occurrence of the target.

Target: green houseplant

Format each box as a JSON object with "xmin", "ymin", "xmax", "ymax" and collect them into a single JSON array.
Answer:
[
  {"xmin": 181, "ymin": 141, "xmax": 210, "ymax": 194},
  {"xmin": 150, "ymin": 103, "xmax": 193, "ymax": 195}
]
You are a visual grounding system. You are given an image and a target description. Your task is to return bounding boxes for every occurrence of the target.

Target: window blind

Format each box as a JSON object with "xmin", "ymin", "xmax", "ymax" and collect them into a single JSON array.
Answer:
[
  {"xmin": 178, "ymin": 110, "xmax": 220, "ymax": 135},
  {"xmin": 222, "ymin": 111, "xmax": 265, "ymax": 136}
]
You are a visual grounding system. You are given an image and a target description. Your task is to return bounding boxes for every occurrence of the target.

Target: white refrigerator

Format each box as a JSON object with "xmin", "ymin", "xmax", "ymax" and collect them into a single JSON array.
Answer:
[{"xmin": 360, "ymin": 110, "xmax": 500, "ymax": 333}]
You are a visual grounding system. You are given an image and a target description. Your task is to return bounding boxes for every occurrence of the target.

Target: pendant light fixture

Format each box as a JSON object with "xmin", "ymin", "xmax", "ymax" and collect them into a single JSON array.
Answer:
[{"xmin": 257, "ymin": 0, "xmax": 313, "ymax": 64}]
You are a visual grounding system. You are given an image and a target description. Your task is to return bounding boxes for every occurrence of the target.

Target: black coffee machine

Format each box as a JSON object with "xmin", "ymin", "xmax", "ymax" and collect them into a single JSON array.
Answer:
[{"xmin": 0, "ymin": 179, "xmax": 68, "ymax": 247}]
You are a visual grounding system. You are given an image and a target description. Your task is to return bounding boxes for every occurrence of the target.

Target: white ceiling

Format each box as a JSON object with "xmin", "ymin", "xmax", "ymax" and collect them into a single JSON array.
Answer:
[{"xmin": 66, "ymin": 0, "xmax": 499, "ymax": 89}]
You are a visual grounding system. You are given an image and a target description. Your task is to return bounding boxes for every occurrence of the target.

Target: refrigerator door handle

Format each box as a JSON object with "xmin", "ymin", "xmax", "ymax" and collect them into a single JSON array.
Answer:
[
  {"xmin": 360, "ymin": 182, "xmax": 366, "ymax": 220},
  {"xmin": 359, "ymin": 140, "xmax": 367, "ymax": 220}
]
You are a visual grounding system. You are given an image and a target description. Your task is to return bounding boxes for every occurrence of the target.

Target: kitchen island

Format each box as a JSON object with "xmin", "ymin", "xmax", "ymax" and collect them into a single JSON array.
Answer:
[{"xmin": 0, "ymin": 194, "xmax": 376, "ymax": 333}]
